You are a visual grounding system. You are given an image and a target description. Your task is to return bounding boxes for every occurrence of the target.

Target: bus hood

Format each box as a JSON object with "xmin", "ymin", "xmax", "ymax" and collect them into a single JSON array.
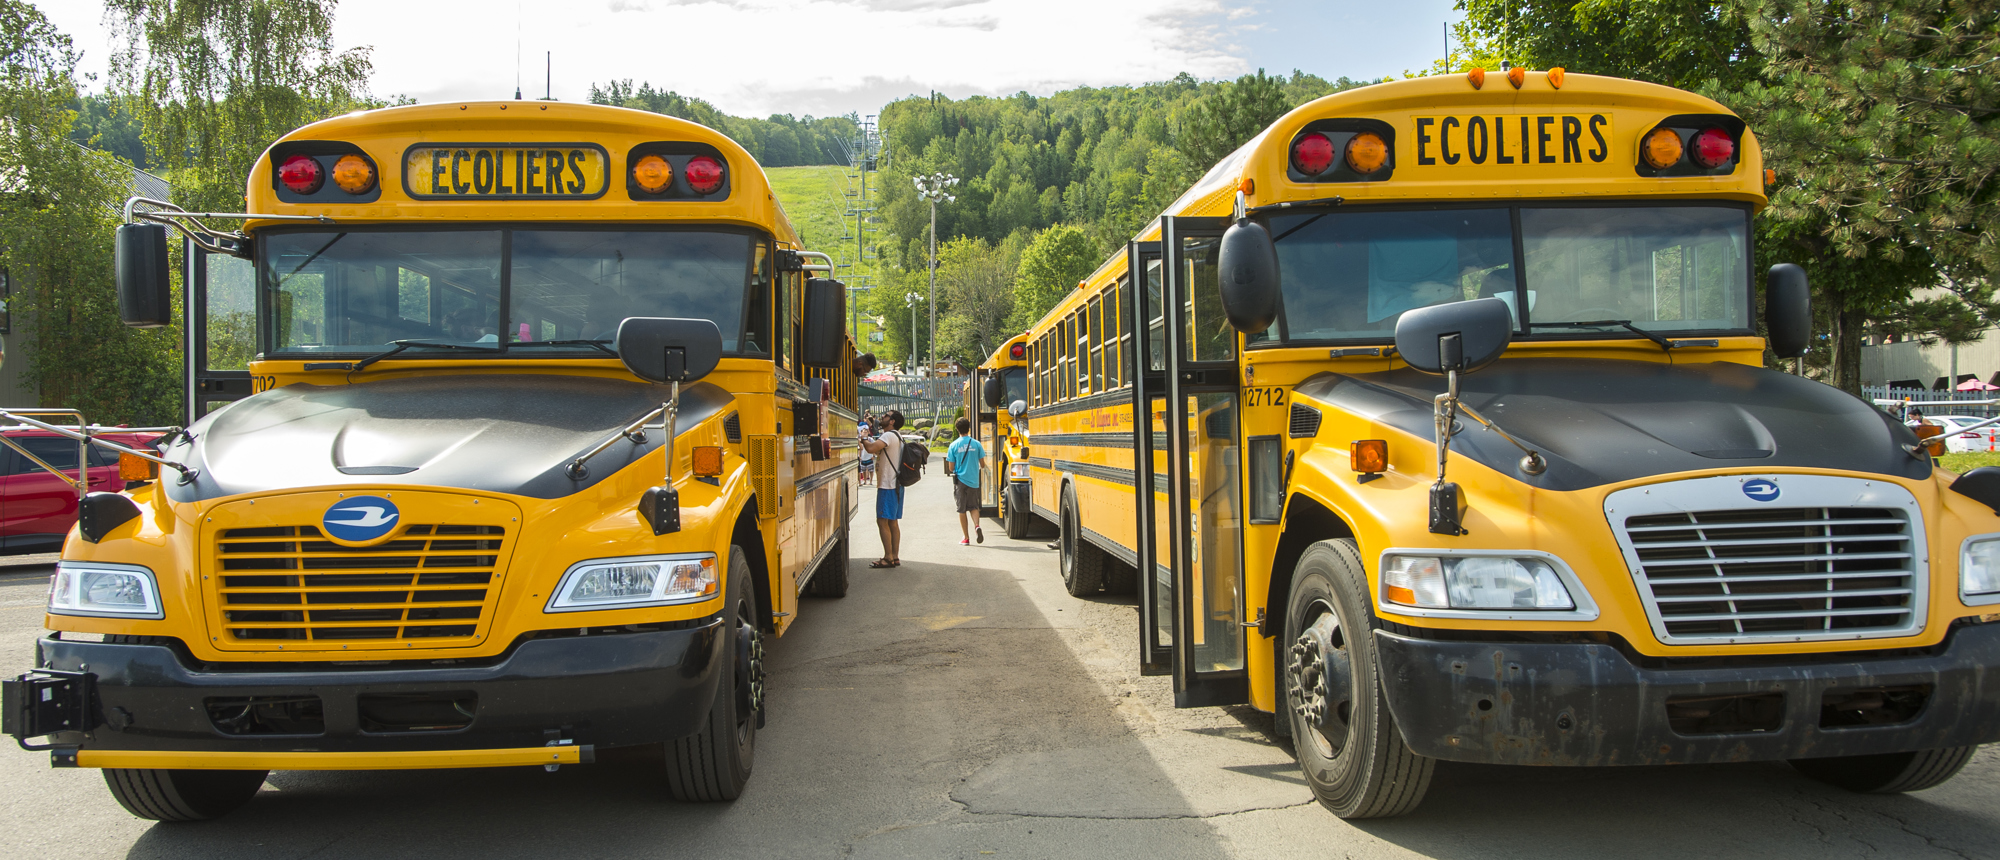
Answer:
[
  {"xmin": 162, "ymin": 374, "xmax": 734, "ymax": 503},
  {"xmin": 1292, "ymin": 358, "xmax": 1930, "ymax": 491}
]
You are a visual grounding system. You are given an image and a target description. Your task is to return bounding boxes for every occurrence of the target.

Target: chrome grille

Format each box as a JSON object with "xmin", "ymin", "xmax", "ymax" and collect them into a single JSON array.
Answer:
[
  {"xmin": 1617, "ymin": 505, "xmax": 1920, "ymax": 643},
  {"xmin": 215, "ymin": 524, "xmax": 505, "ymax": 645}
]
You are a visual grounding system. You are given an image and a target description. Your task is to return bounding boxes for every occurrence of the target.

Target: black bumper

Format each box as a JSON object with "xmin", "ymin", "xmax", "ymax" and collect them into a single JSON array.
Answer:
[
  {"xmin": 22, "ymin": 620, "xmax": 725, "ymax": 754},
  {"xmin": 1374, "ymin": 622, "xmax": 2000, "ymax": 766}
]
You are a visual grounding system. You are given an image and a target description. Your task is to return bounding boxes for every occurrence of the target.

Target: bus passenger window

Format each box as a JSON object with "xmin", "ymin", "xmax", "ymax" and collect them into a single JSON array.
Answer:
[
  {"xmin": 1107, "ymin": 282, "xmax": 1125, "ymax": 388},
  {"xmin": 1089, "ymin": 297, "xmax": 1105, "ymax": 392}
]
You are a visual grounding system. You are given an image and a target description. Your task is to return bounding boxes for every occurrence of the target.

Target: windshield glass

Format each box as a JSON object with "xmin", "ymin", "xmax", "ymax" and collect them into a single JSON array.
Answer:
[
  {"xmin": 1264, "ymin": 205, "xmax": 1750, "ymax": 342},
  {"xmin": 264, "ymin": 228, "xmax": 758, "ymax": 354},
  {"xmin": 1000, "ymin": 367, "xmax": 1027, "ymax": 407}
]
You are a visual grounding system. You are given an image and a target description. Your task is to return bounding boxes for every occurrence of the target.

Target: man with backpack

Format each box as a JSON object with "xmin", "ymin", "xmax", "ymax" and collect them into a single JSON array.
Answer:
[
  {"xmin": 946, "ymin": 417, "xmax": 986, "ymax": 545},
  {"xmin": 860, "ymin": 410, "xmax": 918, "ymax": 568}
]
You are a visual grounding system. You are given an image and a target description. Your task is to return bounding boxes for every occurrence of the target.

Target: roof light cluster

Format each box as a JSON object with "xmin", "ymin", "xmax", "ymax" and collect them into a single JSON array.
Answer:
[
  {"xmin": 1288, "ymin": 128, "xmax": 1391, "ymax": 181},
  {"xmin": 275, "ymin": 151, "xmax": 378, "ymax": 200},
  {"xmin": 1637, "ymin": 120, "xmax": 1741, "ymax": 176}
]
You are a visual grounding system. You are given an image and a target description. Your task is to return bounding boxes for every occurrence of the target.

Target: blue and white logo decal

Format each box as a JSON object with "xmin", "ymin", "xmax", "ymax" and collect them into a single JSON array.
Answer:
[
  {"xmin": 1742, "ymin": 479, "xmax": 1781, "ymax": 503},
  {"xmin": 323, "ymin": 495, "xmax": 400, "ymax": 542}
]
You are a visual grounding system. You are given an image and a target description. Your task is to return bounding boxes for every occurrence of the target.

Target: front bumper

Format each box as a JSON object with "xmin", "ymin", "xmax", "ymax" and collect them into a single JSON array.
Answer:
[
  {"xmin": 1375, "ymin": 622, "xmax": 2000, "ymax": 766},
  {"xmin": 10, "ymin": 619, "xmax": 725, "ymax": 767}
]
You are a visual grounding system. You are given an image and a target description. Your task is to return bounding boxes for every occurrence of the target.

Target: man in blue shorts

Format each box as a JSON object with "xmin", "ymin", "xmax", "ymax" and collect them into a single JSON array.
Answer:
[{"xmin": 860, "ymin": 411, "xmax": 906, "ymax": 567}]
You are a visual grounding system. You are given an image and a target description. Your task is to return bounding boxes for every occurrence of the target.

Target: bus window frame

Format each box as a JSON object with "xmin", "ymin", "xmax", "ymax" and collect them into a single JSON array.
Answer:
[
  {"xmin": 1243, "ymin": 199, "xmax": 1756, "ymax": 351},
  {"xmin": 254, "ymin": 221, "xmax": 778, "ymax": 361}
]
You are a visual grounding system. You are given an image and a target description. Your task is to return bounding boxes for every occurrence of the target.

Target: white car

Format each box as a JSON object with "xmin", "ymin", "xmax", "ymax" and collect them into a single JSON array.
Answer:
[{"xmin": 1916, "ymin": 414, "xmax": 2000, "ymax": 452}]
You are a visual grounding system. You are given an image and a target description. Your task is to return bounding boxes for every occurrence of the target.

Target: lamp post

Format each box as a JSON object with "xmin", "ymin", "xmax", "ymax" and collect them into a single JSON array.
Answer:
[
  {"xmin": 905, "ymin": 291, "xmax": 923, "ymax": 375},
  {"xmin": 912, "ymin": 172, "xmax": 957, "ymax": 384}
]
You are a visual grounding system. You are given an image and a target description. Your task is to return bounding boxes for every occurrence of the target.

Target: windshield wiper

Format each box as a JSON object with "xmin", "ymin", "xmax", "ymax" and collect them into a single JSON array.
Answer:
[
  {"xmin": 1529, "ymin": 319, "xmax": 1675, "ymax": 351},
  {"xmin": 508, "ymin": 339, "xmax": 618, "ymax": 357},
  {"xmin": 305, "ymin": 339, "xmax": 500, "ymax": 372}
]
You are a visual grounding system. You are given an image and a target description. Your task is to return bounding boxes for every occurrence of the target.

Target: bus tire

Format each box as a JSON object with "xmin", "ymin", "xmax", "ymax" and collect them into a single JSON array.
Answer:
[
  {"xmin": 1059, "ymin": 484, "xmax": 1104, "ymax": 597},
  {"xmin": 1284, "ymin": 539, "xmax": 1433, "ymax": 819},
  {"xmin": 666, "ymin": 546, "xmax": 760, "ymax": 801},
  {"xmin": 1790, "ymin": 747, "xmax": 1977, "ymax": 794},
  {"xmin": 103, "ymin": 767, "xmax": 266, "ymax": 821},
  {"xmin": 1004, "ymin": 475, "xmax": 1032, "ymax": 541},
  {"xmin": 807, "ymin": 490, "xmax": 850, "ymax": 598}
]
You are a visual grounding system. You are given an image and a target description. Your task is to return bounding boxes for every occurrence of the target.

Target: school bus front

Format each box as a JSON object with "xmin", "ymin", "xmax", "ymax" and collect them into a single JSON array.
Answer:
[{"xmin": 3, "ymin": 102, "xmax": 862, "ymax": 820}]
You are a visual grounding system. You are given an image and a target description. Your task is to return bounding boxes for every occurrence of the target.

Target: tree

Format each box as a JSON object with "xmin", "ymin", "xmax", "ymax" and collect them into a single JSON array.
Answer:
[
  {"xmin": 0, "ymin": 0, "xmax": 183, "ymax": 423},
  {"xmin": 934, "ymin": 234, "xmax": 1026, "ymax": 366},
  {"xmin": 106, "ymin": 0, "xmax": 375, "ymax": 212},
  {"xmin": 1007, "ymin": 224, "xmax": 1098, "ymax": 332},
  {"xmin": 1177, "ymin": 69, "xmax": 1293, "ymax": 170}
]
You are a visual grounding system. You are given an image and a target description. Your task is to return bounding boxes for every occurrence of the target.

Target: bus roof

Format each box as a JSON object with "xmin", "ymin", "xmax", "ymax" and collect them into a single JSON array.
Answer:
[
  {"xmin": 981, "ymin": 333, "xmax": 1029, "ymax": 369},
  {"xmin": 242, "ymin": 101, "xmax": 798, "ymax": 246}
]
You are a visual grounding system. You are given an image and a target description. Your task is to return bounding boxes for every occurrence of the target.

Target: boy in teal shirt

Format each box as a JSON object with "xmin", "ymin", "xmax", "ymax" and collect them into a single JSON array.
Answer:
[{"xmin": 947, "ymin": 417, "xmax": 986, "ymax": 544}]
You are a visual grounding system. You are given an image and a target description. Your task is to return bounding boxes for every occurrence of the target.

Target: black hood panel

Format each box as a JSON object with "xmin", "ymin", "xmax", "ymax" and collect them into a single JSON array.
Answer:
[
  {"xmin": 164, "ymin": 375, "xmax": 733, "ymax": 503},
  {"xmin": 1293, "ymin": 359, "xmax": 1930, "ymax": 491}
]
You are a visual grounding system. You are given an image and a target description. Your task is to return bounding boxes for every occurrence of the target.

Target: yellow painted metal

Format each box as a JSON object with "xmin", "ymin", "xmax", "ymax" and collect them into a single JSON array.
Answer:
[{"xmin": 74, "ymin": 745, "xmax": 583, "ymax": 771}]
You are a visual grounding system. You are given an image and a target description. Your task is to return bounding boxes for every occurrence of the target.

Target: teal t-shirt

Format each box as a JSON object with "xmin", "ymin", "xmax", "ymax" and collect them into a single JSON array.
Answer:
[{"xmin": 946, "ymin": 436, "xmax": 985, "ymax": 488}]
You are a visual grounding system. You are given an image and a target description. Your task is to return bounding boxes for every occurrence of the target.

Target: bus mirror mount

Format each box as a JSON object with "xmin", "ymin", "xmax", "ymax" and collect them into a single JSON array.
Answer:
[
  {"xmin": 115, "ymin": 223, "xmax": 173, "ymax": 328},
  {"xmin": 1217, "ymin": 217, "xmax": 1281, "ymax": 335},
  {"xmin": 1766, "ymin": 264, "xmax": 1811, "ymax": 358},
  {"xmin": 802, "ymin": 278, "xmax": 846, "ymax": 369},
  {"xmin": 982, "ymin": 374, "xmax": 1005, "ymax": 408},
  {"xmin": 1008, "ymin": 399, "xmax": 1027, "ymax": 419}
]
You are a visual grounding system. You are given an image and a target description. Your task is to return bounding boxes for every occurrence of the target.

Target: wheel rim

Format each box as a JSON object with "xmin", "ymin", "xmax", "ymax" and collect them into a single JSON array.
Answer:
[
  {"xmin": 734, "ymin": 610, "xmax": 764, "ymax": 744},
  {"xmin": 1287, "ymin": 602, "xmax": 1354, "ymax": 760},
  {"xmin": 1060, "ymin": 503, "xmax": 1076, "ymax": 584}
]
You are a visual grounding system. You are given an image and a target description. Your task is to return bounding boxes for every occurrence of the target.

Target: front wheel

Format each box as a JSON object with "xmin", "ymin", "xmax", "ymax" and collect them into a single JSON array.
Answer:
[
  {"xmin": 665, "ymin": 545, "xmax": 762, "ymax": 801},
  {"xmin": 1790, "ymin": 747, "xmax": 1977, "ymax": 794},
  {"xmin": 1004, "ymin": 476, "xmax": 1033, "ymax": 540},
  {"xmin": 1284, "ymin": 539, "xmax": 1433, "ymax": 818},
  {"xmin": 103, "ymin": 767, "xmax": 267, "ymax": 821}
]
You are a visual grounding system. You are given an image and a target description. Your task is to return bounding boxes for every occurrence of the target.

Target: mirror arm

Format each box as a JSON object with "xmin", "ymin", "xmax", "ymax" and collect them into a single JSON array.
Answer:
[
  {"xmin": 122, "ymin": 197, "xmax": 331, "ymax": 258},
  {"xmin": 0, "ymin": 410, "xmax": 197, "ymax": 483},
  {"xmin": 1454, "ymin": 401, "xmax": 1548, "ymax": 475},
  {"xmin": 662, "ymin": 383, "xmax": 679, "ymax": 485},
  {"xmin": 796, "ymin": 250, "xmax": 835, "ymax": 273},
  {"xmin": 1432, "ymin": 370, "xmax": 1460, "ymax": 487},
  {"xmin": 565, "ymin": 404, "xmax": 668, "ymax": 480}
]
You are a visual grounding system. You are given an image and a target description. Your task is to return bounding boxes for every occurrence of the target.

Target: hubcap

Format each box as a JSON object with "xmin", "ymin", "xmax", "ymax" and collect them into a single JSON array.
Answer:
[
  {"xmin": 1287, "ymin": 606, "xmax": 1353, "ymax": 759},
  {"xmin": 735, "ymin": 616, "xmax": 764, "ymax": 735}
]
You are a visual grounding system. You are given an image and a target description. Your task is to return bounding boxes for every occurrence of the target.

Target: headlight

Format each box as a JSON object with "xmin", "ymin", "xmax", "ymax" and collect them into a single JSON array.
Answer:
[
  {"xmin": 546, "ymin": 553, "xmax": 719, "ymax": 613},
  {"xmin": 47, "ymin": 562, "xmax": 163, "ymax": 619},
  {"xmin": 1008, "ymin": 463, "xmax": 1031, "ymax": 481},
  {"xmin": 1382, "ymin": 553, "xmax": 1576, "ymax": 611},
  {"xmin": 1961, "ymin": 536, "xmax": 2000, "ymax": 605}
]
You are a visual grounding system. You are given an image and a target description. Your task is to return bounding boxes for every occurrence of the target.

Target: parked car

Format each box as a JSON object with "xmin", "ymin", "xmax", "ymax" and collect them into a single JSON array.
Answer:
[
  {"xmin": 1916, "ymin": 414, "xmax": 1999, "ymax": 453},
  {"xmin": 0, "ymin": 428, "xmax": 161, "ymax": 555}
]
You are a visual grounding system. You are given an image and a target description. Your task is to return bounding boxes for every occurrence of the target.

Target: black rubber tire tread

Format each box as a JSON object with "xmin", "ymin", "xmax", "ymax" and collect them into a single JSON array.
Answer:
[
  {"xmin": 1285, "ymin": 539, "xmax": 1433, "ymax": 819},
  {"xmin": 103, "ymin": 767, "xmax": 267, "ymax": 821},
  {"xmin": 1003, "ymin": 466, "xmax": 1033, "ymax": 541},
  {"xmin": 807, "ymin": 490, "xmax": 849, "ymax": 598},
  {"xmin": 1059, "ymin": 484, "xmax": 1104, "ymax": 597},
  {"xmin": 665, "ymin": 548, "xmax": 758, "ymax": 801},
  {"xmin": 1790, "ymin": 746, "xmax": 1978, "ymax": 794}
]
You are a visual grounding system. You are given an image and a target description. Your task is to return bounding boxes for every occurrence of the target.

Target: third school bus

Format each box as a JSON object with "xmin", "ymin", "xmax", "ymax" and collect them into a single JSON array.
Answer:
[{"xmin": 1018, "ymin": 70, "xmax": 2000, "ymax": 818}]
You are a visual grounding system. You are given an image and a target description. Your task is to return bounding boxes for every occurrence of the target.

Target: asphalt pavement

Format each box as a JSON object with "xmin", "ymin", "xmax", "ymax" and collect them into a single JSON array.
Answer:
[{"xmin": 0, "ymin": 487, "xmax": 1994, "ymax": 859}]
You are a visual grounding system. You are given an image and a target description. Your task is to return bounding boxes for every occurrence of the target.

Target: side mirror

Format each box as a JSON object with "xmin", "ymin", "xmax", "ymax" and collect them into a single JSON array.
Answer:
[
  {"xmin": 802, "ymin": 277, "xmax": 846, "ymax": 368},
  {"xmin": 1394, "ymin": 298, "xmax": 1512, "ymax": 375},
  {"xmin": 982, "ymin": 374, "xmax": 1005, "ymax": 408},
  {"xmin": 115, "ymin": 223, "xmax": 173, "ymax": 328},
  {"xmin": 614, "ymin": 317, "xmax": 722, "ymax": 383},
  {"xmin": 1008, "ymin": 399, "xmax": 1027, "ymax": 419},
  {"xmin": 1766, "ymin": 263, "xmax": 1811, "ymax": 358},
  {"xmin": 1217, "ymin": 218, "xmax": 1281, "ymax": 334}
]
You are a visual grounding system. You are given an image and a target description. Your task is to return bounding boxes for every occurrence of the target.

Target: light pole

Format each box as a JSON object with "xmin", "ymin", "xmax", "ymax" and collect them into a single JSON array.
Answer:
[
  {"xmin": 912, "ymin": 172, "xmax": 957, "ymax": 383},
  {"xmin": 905, "ymin": 291, "xmax": 922, "ymax": 375}
]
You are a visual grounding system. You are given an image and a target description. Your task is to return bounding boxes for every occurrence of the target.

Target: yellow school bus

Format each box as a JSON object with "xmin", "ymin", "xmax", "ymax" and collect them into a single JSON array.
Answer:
[
  {"xmin": 968, "ymin": 335, "xmax": 1036, "ymax": 538},
  {"xmin": 3, "ymin": 101, "xmax": 863, "ymax": 819},
  {"xmin": 1023, "ymin": 70, "xmax": 2000, "ymax": 817}
]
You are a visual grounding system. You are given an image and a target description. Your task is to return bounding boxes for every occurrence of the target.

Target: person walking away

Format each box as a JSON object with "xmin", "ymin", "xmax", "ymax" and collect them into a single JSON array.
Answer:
[
  {"xmin": 947, "ymin": 417, "xmax": 986, "ymax": 545},
  {"xmin": 861, "ymin": 412, "xmax": 906, "ymax": 567}
]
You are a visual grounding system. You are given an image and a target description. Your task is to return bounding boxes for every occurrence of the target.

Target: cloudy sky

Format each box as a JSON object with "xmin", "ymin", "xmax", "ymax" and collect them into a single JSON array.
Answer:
[{"xmin": 38, "ymin": 0, "xmax": 1460, "ymax": 118}]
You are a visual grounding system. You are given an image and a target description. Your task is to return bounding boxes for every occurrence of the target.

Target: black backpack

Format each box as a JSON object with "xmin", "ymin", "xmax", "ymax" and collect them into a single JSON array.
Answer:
[{"xmin": 895, "ymin": 435, "xmax": 928, "ymax": 486}]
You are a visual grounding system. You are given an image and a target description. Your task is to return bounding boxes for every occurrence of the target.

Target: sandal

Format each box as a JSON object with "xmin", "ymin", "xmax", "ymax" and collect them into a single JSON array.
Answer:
[{"xmin": 869, "ymin": 559, "xmax": 895, "ymax": 569}]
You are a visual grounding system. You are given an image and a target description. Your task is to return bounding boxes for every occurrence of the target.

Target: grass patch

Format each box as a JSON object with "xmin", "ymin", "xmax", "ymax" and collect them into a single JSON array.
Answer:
[{"xmin": 1940, "ymin": 452, "xmax": 2000, "ymax": 473}]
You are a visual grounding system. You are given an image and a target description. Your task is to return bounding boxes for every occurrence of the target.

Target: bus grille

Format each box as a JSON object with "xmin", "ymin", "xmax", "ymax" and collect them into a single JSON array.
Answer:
[
  {"xmin": 214, "ymin": 524, "xmax": 506, "ymax": 645},
  {"xmin": 750, "ymin": 436, "xmax": 778, "ymax": 518},
  {"xmin": 1616, "ymin": 506, "xmax": 1920, "ymax": 644}
]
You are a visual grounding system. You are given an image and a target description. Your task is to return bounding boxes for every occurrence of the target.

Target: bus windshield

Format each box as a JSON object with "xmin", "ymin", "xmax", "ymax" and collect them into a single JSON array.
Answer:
[
  {"xmin": 1266, "ymin": 205, "xmax": 1750, "ymax": 343},
  {"xmin": 263, "ymin": 228, "xmax": 765, "ymax": 355}
]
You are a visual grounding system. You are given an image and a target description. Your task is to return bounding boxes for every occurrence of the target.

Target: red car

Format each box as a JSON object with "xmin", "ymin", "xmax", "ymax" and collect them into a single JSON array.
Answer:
[{"xmin": 0, "ymin": 429, "xmax": 161, "ymax": 555}]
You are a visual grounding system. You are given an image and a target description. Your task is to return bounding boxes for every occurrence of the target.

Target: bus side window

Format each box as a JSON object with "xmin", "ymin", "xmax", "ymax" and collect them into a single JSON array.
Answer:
[
  {"xmin": 1089, "ymin": 296, "xmax": 1105, "ymax": 393},
  {"xmin": 776, "ymin": 270, "xmax": 796, "ymax": 375},
  {"xmin": 741, "ymin": 242, "xmax": 771, "ymax": 355},
  {"xmin": 1110, "ymin": 277, "xmax": 1127, "ymax": 388},
  {"xmin": 1074, "ymin": 311, "xmax": 1088, "ymax": 397}
]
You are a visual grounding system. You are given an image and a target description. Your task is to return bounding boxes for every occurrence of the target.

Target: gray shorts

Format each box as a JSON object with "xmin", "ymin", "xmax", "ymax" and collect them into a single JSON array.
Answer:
[{"xmin": 953, "ymin": 477, "xmax": 980, "ymax": 513}]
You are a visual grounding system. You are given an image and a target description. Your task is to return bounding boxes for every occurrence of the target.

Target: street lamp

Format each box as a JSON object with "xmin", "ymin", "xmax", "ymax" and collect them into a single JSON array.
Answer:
[{"xmin": 912, "ymin": 172, "xmax": 956, "ymax": 384}]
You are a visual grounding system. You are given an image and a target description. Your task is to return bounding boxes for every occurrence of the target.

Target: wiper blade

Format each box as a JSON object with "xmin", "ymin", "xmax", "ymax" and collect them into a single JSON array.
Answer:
[
  {"xmin": 1529, "ymin": 319, "xmax": 1673, "ymax": 351},
  {"xmin": 305, "ymin": 339, "xmax": 500, "ymax": 372},
  {"xmin": 508, "ymin": 339, "xmax": 618, "ymax": 356}
]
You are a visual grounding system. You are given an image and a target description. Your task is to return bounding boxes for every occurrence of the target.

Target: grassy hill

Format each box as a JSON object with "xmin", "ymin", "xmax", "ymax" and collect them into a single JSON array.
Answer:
[{"xmin": 766, "ymin": 165, "xmax": 889, "ymax": 349}]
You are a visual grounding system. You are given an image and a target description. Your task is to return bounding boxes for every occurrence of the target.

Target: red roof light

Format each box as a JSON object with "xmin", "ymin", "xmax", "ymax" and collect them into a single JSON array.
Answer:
[
  {"xmin": 1291, "ymin": 133, "xmax": 1336, "ymax": 176},
  {"xmin": 1010, "ymin": 343, "xmax": 1026, "ymax": 360},
  {"xmin": 279, "ymin": 155, "xmax": 323, "ymax": 194},
  {"xmin": 1691, "ymin": 127, "xmax": 1735, "ymax": 169},
  {"xmin": 685, "ymin": 156, "xmax": 725, "ymax": 195}
]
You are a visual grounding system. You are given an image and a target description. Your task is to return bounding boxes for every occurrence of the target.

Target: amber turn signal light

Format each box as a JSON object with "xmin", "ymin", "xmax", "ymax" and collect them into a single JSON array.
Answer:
[
  {"xmin": 633, "ymin": 154, "xmax": 674, "ymax": 194},
  {"xmin": 1467, "ymin": 68, "xmax": 1485, "ymax": 89},
  {"xmin": 1547, "ymin": 67, "xmax": 1565, "ymax": 89},
  {"xmin": 1351, "ymin": 440, "xmax": 1387, "ymax": 474},
  {"xmin": 1642, "ymin": 127, "xmax": 1684, "ymax": 169},
  {"xmin": 691, "ymin": 445, "xmax": 724, "ymax": 477},
  {"xmin": 1345, "ymin": 132, "xmax": 1388, "ymax": 174},
  {"xmin": 117, "ymin": 451, "xmax": 157, "ymax": 482},
  {"xmin": 1507, "ymin": 67, "xmax": 1526, "ymax": 89},
  {"xmin": 331, "ymin": 154, "xmax": 376, "ymax": 194}
]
